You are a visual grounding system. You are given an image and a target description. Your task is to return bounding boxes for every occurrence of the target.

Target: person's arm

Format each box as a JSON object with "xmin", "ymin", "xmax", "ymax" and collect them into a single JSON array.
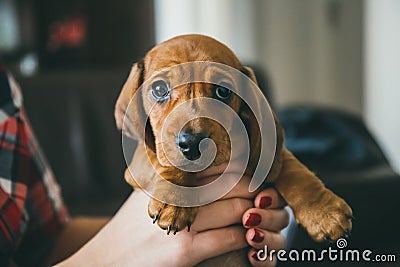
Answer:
[
  {"xmin": 53, "ymin": 190, "xmax": 248, "ymax": 267},
  {"xmin": 47, "ymin": 217, "xmax": 109, "ymax": 265}
]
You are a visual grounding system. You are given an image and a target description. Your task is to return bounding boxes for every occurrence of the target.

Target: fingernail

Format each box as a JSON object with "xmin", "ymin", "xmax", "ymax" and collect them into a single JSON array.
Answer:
[
  {"xmin": 252, "ymin": 252, "xmax": 259, "ymax": 261},
  {"xmin": 251, "ymin": 229, "xmax": 265, "ymax": 243},
  {"xmin": 245, "ymin": 213, "xmax": 261, "ymax": 227},
  {"xmin": 259, "ymin": 196, "xmax": 272, "ymax": 209}
]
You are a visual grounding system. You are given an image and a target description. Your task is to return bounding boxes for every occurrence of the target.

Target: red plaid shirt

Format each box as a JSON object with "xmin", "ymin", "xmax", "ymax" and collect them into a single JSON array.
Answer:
[{"xmin": 0, "ymin": 67, "xmax": 69, "ymax": 266}]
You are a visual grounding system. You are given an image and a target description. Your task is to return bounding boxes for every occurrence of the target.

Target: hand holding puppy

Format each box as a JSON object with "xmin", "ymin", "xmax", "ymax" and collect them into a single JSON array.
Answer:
[{"xmin": 55, "ymin": 176, "xmax": 288, "ymax": 267}]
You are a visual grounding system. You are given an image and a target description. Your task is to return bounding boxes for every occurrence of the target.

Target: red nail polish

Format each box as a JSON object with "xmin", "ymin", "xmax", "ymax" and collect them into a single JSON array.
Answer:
[
  {"xmin": 260, "ymin": 196, "xmax": 272, "ymax": 209},
  {"xmin": 251, "ymin": 229, "xmax": 265, "ymax": 243},
  {"xmin": 252, "ymin": 252, "xmax": 259, "ymax": 261},
  {"xmin": 245, "ymin": 213, "xmax": 261, "ymax": 227}
]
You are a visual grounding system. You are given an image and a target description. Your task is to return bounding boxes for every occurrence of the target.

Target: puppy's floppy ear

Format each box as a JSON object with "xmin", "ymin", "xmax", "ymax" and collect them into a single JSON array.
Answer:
[
  {"xmin": 239, "ymin": 66, "xmax": 262, "ymax": 160},
  {"xmin": 115, "ymin": 61, "xmax": 156, "ymax": 151},
  {"xmin": 241, "ymin": 66, "xmax": 258, "ymax": 85},
  {"xmin": 239, "ymin": 66, "xmax": 284, "ymax": 161}
]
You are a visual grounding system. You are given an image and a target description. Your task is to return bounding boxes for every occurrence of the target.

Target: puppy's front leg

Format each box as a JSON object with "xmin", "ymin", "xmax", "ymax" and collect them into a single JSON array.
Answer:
[
  {"xmin": 273, "ymin": 148, "xmax": 353, "ymax": 242},
  {"xmin": 148, "ymin": 168, "xmax": 198, "ymax": 234}
]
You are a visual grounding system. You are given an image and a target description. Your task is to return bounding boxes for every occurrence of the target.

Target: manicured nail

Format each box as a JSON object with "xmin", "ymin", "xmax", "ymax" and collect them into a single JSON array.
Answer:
[
  {"xmin": 251, "ymin": 229, "xmax": 265, "ymax": 243},
  {"xmin": 259, "ymin": 196, "xmax": 272, "ymax": 209},
  {"xmin": 245, "ymin": 213, "xmax": 261, "ymax": 227},
  {"xmin": 252, "ymin": 252, "xmax": 259, "ymax": 261}
]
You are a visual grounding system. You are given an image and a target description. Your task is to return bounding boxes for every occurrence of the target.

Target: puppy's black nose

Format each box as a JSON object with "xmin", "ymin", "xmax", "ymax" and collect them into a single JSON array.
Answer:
[{"xmin": 176, "ymin": 130, "xmax": 207, "ymax": 160}]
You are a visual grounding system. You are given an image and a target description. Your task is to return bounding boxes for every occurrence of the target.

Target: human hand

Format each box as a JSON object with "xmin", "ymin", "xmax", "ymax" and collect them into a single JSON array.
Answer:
[
  {"xmin": 55, "ymin": 189, "xmax": 249, "ymax": 267},
  {"xmin": 197, "ymin": 163, "xmax": 289, "ymax": 267},
  {"xmin": 244, "ymin": 187, "xmax": 289, "ymax": 266},
  {"xmin": 56, "ymin": 165, "xmax": 288, "ymax": 267}
]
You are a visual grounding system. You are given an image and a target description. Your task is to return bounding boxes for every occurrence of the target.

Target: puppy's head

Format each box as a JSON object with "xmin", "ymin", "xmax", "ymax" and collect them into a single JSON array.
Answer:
[{"xmin": 116, "ymin": 34, "xmax": 281, "ymax": 170}]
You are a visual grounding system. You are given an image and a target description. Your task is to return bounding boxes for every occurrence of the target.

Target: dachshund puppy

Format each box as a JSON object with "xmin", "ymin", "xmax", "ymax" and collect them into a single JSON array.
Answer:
[{"xmin": 115, "ymin": 34, "xmax": 352, "ymax": 265}]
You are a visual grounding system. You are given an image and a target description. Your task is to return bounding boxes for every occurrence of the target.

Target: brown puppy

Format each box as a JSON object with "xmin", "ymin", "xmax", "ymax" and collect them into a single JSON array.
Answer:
[{"xmin": 115, "ymin": 34, "xmax": 352, "ymax": 265}]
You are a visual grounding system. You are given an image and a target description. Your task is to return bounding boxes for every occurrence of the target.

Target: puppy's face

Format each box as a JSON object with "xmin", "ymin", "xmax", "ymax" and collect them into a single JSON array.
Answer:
[
  {"xmin": 142, "ymin": 36, "xmax": 245, "ymax": 167},
  {"xmin": 116, "ymin": 35, "xmax": 262, "ymax": 171}
]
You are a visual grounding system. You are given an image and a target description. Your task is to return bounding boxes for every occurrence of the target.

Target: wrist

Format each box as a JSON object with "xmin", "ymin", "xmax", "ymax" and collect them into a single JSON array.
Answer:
[{"xmin": 52, "ymin": 244, "xmax": 101, "ymax": 267}]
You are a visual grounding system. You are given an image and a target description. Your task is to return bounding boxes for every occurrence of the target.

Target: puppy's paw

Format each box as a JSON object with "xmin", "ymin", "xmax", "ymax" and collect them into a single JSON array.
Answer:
[
  {"xmin": 148, "ymin": 198, "xmax": 198, "ymax": 235},
  {"xmin": 298, "ymin": 190, "xmax": 353, "ymax": 242}
]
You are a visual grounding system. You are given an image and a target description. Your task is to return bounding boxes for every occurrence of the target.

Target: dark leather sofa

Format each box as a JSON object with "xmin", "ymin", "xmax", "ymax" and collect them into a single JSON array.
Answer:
[{"xmin": 278, "ymin": 106, "xmax": 400, "ymax": 266}]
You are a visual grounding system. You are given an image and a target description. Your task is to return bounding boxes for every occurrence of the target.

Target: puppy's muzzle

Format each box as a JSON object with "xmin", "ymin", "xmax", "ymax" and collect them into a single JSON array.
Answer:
[{"xmin": 176, "ymin": 130, "xmax": 208, "ymax": 160}]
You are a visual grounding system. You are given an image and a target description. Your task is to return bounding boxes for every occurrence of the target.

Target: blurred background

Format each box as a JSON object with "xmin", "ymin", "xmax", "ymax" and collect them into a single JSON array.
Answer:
[{"xmin": 0, "ymin": 0, "xmax": 399, "ymax": 265}]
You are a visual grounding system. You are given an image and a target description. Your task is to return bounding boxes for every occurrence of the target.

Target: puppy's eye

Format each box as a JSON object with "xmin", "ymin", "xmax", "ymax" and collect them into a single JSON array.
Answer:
[
  {"xmin": 215, "ymin": 83, "xmax": 233, "ymax": 100},
  {"xmin": 151, "ymin": 80, "xmax": 170, "ymax": 101}
]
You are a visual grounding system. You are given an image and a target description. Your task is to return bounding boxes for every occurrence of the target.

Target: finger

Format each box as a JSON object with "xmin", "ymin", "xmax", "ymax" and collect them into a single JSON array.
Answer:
[
  {"xmin": 254, "ymin": 188, "xmax": 287, "ymax": 209},
  {"xmin": 248, "ymin": 248, "xmax": 278, "ymax": 267},
  {"xmin": 246, "ymin": 228, "xmax": 286, "ymax": 250},
  {"xmin": 221, "ymin": 175, "xmax": 259, "ymax": 199},
  {"xmin": 192, "ymin": 226, "xmax": 247, "ymax": 264},
  {"xmin": 196, "ymin": 174, "xmax": 257, "ymax": 200},
  {"xmin": 243, "ymin": 208, "xmax": 289, "ymax": 232},
  {"xmin": 192, "ymin": 198, "xmax": 253, "ymax": 232}
]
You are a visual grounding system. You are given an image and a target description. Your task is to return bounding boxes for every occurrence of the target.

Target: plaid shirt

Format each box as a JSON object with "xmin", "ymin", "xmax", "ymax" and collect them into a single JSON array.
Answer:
[{"xmin": 0, "ymin": 67, "xmax": 69, "ymax": 266}]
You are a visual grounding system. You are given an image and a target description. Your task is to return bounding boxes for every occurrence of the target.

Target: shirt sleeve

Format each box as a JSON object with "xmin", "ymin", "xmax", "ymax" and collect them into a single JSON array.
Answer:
[{"xmin": 0, "ymin": 68, "xmax": 69, "ymax": 267}]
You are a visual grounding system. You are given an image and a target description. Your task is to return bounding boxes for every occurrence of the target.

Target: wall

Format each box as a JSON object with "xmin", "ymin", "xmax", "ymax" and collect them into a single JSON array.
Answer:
[
  {"xmin": 154, "ymin": 0, "xmax": 363, "ymax": 114},
  {"xmin": 364, "ymin": 0, "xmax": 400, "ymax": 173},
  {"xmin": 154, "ymin": 0, "xmax": 258, "ymax": 63},
  {"xmin": 254, "ymin": 0, "xmax": 363, "ymax": 113}
]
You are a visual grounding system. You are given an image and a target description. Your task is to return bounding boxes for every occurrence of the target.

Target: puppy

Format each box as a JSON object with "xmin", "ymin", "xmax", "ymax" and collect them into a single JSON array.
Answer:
[{"xmin": 115, "ymin": 34, "xmax": 352, "ymax": 266}]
